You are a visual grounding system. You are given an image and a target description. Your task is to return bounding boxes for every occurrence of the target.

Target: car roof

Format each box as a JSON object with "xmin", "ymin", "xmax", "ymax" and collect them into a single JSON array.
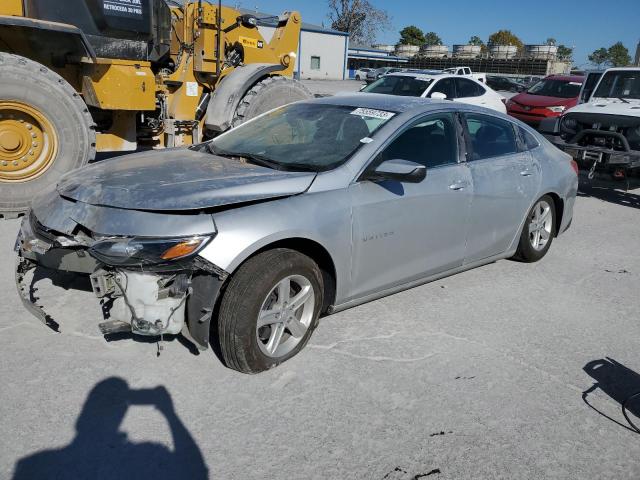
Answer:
[
  {"xmin": 382, "ymin": 72, "xmax": 455, "ymax": 81},
  {"xmin": 305, "ymin": 93, "xmax": 508, "ymax": 118},
  {"xmin": 309, "ymin": 93, "xmax": 445, "ymax": 113}
]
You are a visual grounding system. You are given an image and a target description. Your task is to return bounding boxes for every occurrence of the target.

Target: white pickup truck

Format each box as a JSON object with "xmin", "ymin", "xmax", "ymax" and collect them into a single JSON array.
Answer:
[
  {"xmin": 443, "ymin": 66, "xmax": 487, "ymax": 84},
  {"xmin": 541, "ymin": 67, "xmax": 640, "ymax": 178}
]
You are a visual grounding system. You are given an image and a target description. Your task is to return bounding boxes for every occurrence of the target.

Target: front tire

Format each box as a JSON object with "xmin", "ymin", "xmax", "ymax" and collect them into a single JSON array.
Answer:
[
  {"xmin": 0, "ymin": 53, "xmax": 95, "ymax": 218},
  {"xmin": 217, "ymin": 249, "xmax": 323, "ymax": 374},
  {"xmin": 514, "ymin": 195, "xmax": 556, "ymax": 262}
]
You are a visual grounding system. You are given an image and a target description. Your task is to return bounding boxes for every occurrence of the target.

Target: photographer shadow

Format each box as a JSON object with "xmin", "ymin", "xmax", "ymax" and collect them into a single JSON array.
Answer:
[
  {"xmin": 12, "ymin": 377, "xmax": 209, "ymax": 479},
  {"xmin": 583, "ymin": 357, "xmax": 640, "ymax": 433}
]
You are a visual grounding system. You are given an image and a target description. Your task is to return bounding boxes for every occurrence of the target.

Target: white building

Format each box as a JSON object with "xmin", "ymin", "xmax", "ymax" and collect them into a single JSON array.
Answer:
[{"xmin": 250, "ymin": 11, "xmax": 349, "ymax": 80}]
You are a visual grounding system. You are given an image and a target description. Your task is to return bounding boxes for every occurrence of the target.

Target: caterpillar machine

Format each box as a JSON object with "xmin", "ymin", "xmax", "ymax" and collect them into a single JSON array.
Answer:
[{"xmin": 0, "ymin": 0, "xmax": 312, "ymax": 218}]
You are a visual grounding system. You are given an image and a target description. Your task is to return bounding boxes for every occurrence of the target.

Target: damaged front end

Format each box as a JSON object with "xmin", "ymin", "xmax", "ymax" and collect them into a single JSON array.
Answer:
[{"xmin": 15, "ymin": 193, "xmax": 227, "ymax": 351}]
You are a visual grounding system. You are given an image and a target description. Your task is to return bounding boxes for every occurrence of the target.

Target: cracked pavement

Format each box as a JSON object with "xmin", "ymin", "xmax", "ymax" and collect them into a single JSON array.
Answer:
[{"xmin": 2, "ymin": 177, "xmax": 640, "ymax": 479}]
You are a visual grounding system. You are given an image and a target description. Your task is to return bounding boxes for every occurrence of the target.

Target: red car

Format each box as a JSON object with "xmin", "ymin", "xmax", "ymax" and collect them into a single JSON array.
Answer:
[{"xmin": 506, "ymin": 75, "xmax": 585, "ymax": 126}]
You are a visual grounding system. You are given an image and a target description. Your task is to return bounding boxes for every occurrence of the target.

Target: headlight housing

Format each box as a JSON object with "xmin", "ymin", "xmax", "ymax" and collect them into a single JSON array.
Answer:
[
  {"xmin": 89, "ymin": 236, "xmax": 212, "ymax": 266},
  {"xmin": 546, "ymin": 105, "xmax": 567, "ymax": 113}
]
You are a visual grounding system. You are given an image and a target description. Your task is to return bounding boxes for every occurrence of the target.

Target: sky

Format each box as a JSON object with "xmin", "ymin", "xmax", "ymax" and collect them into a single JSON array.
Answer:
[{"xmin": 234, "ymin": 0, "xmax": 640, "ymax": 67}]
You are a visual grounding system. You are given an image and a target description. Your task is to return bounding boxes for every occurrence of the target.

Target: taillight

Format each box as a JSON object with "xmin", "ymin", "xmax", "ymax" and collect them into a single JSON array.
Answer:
[{"xmin": 570, "ymin": 159, "xmax": 579, "ymax": 175}]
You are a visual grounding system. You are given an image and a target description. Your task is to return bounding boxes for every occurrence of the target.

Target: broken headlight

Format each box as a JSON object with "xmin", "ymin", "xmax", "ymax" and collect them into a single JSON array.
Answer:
[{"xmin": 89, "ymin": 236, "xmax": 212, "ymax": 266}]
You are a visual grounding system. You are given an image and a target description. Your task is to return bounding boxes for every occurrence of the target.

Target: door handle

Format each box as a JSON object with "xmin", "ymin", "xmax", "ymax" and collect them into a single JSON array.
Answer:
[
  {"xmin": 520, "ymin": 170, "xmax": 533, "ymax": 177},
  {"xmin": 449, "ymin": 181, "xmax": 468, "ymax": 191}
]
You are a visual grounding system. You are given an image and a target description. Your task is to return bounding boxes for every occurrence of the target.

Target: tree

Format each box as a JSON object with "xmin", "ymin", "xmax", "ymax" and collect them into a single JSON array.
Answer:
[
  {"xmin": 556, "ymin": 44, "xmax": 573, "ymax": 61},
  {"xmin": 588, "ymin": 47, "xmax": 609, "ymax": 68},
  {"xmin": 327, "ymin": 0, "xmax": 391, "ymax": 46},
  {"xmin": 488, "ymin": 30, "xmax": 524, "ymax": 52},
  {"xmin": 545, "ymin": 37, "xmax": 557, "ymax": 46},
  {"xmin": 399, "ymin": 25, "xmax": 425, "ymax": 46},
  {"xmin": 423, "ymin": 32, "xmax": 443, "ymax": 46},
  {"xmin": 608, "ymin": 42, "xmax": 631, "ymax": 67}
]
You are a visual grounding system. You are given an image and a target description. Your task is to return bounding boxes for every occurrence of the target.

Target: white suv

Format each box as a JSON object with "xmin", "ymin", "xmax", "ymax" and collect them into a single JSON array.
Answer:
[{"xmin": 361, "ymin": 72, "xmax": 506, "ymax": 113}]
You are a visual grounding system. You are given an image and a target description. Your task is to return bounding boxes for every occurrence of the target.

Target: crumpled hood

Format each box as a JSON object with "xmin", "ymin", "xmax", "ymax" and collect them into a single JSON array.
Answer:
[
  {"xmin": 566, "ymin": 98, "xmax": 640, "ymax": 117},
  {"xmin": 57, "ymin": 148, "xmax": 317, "ymax": 211}
]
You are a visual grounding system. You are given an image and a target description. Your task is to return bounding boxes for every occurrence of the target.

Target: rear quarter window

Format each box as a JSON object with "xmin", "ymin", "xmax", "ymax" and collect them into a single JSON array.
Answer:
[{"xmin": 519, "ymin": 127, "xmax": 540, "ymax": 150}]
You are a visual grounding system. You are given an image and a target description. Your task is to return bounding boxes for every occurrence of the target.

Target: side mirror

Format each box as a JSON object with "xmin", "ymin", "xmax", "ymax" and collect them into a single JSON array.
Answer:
[
  {"xmin": 430, "ymin": 92, "xmax": 447, "ymax": 100},
  {"xmin": 367, "ymin": 159, "xmax": 426, "ymax": 183}
]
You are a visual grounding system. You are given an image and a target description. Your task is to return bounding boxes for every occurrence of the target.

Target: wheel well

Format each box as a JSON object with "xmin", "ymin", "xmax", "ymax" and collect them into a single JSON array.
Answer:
[
  {"xmin": 252, "ymin": 238, "xmax": 337, "ymax": 313},
  {"xmin": 546, "ymin": 192, "xmax": 564, "ymax": 236}
]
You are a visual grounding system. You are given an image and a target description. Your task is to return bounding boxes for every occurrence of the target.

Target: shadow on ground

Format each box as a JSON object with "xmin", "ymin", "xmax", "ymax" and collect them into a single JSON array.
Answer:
[
  {"xmin": 578, "ymin": 175, "xmax": 640, "ymax": 210},
  {"xmin": 583, "ymin": 357, "xmax": 640, "ymax": 434},
  {"xmin": 12, "ymin": 377, "xmax": 209, "ymax": 479}
]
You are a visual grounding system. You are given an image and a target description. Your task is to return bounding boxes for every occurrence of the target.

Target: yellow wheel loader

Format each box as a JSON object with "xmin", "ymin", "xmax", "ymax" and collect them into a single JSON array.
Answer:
[{"xmin": 0, "ymin": 0, "xmax": 312, "ymax": 217}]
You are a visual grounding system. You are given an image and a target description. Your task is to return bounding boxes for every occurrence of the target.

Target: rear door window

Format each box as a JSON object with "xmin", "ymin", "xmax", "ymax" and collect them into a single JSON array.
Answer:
[
  {"xmin": 464, "ymin": 114, "xmax": 519, "ymax": 160},
  {"xmin": 518, "ymin": 127, "xmax": 540, "ymax": 151}
]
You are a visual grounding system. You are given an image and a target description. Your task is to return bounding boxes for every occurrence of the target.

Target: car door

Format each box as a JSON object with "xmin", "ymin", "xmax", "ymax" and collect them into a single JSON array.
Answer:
[
  {"xmin": 348, "ymin": 112, "xmax": 473, "ymax": 300},
  {"xmin": 462, "ymin": 112, "xmax": 539, "ymax": 263}
]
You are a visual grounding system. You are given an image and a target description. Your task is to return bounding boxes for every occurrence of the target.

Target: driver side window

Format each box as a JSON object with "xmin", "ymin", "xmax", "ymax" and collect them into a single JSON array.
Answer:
[{"xmin": 378, "ymin": 113, "xmax": 458, "ymax": 169}]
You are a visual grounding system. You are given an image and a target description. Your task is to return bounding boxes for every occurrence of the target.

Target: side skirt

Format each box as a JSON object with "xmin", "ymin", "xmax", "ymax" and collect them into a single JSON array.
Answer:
[{"xmin": 329, "ymin": 251, "xmax": 514, "ymax": 315}]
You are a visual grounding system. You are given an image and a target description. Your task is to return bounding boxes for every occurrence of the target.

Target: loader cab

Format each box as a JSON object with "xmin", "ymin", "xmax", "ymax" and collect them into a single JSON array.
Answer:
[{"xmin": 23, "ymin": 0, "xmax": 171, "ymax": 62}]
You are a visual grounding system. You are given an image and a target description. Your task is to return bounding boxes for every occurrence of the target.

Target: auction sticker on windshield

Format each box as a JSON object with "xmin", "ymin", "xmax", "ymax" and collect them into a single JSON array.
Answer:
[{"xmin": 350, "ymin": 108, "xmax": 396, "ymax": 120}]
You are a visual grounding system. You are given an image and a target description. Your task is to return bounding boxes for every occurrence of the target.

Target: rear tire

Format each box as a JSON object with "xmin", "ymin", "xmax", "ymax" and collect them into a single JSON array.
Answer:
[
  {"xmin": 513, "ymin": 195, "xmax": 556, "ymax": 263},
  {"xmin": 0, "ymin": 53, "xmax": 95, "ymax": 218},
  {"xmin": 232, "ymin": 76, "xmax": 313, "ymax": 128},
  {"xmin": 217, "ymin": 248, "xmax": 323, "ymax": 374}
]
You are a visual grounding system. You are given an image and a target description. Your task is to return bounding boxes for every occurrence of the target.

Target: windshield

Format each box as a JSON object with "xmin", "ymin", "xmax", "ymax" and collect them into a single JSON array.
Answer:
[
  {"xmin": 208, "ymin": 103, "xmax": 395, "ymax": 172},
  {"xmin": 527, "ymin": 79, "xmax": 582, "ymax": 98},
  {"xmin": 593, "ymin": 70, "xmax": 640, "ymax": 100},
  {"xmin": 362, "ymin": 75, "xmax": 433, "ymax": 97}
]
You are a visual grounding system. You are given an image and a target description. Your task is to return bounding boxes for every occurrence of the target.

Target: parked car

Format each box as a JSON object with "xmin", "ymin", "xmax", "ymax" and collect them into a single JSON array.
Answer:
[
  {"xmin": 506, "ymin": 75, "xmax": 585, "ymax": 126},
  {"xmin": 361, "ymin": 72, "xmax": 507, "ymax": 113},
  {"xmin": 354, "ymin": 68, "xmax": 373, "ymax": 81},
  {"xmin": 16, "ymin": 95, "xmax": 578, "ymax": 374},
  {"xmin": 443, "ymin": 66, "xmax": 487, "ymax": 83},
  {"xmin": 365, "ymin": 67, "xmax": 403, "ymax": 84},
  {"xmin": 540, "ymin": 67, "xmax": 640, "ymax": 177},
  {"xmin": 486, "ymin": 75, "xmax": 526, "ymax": 93}
]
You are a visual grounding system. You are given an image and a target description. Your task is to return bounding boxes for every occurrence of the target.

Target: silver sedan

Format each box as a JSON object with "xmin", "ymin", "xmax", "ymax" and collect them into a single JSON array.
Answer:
[{"xmin": 15, "ymin": 95, "xmax": 578, "ymax": 373}]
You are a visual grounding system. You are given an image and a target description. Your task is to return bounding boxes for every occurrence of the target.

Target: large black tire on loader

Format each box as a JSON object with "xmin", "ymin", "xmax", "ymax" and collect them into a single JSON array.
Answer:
[
  {"xmin": 0, "ymin": 53, "xmax": 96, "ymax": 218},
  {"xmin": 232, "ymin": 76, "xmax": 313, "ymax": 127}
]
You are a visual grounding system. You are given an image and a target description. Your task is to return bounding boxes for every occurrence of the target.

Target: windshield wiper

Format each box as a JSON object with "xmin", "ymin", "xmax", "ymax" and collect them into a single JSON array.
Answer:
[
  {"xmin": 617, "ymin": 97, "xmax": 630, "ymax": 104},
  {"xmin": 207, "ymin": 144, "xmax": 283, "ymax": 170}
]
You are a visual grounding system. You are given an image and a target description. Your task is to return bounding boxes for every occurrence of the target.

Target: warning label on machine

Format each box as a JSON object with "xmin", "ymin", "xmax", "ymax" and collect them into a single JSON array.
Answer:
[{"xmin": 103, "ymin": 0, "xmax": 143, "ymax": 18}]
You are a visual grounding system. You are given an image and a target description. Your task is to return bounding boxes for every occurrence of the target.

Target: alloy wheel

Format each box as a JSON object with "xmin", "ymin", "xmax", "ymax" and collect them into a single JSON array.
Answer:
[
  {"xmin": 256, "ymin": 274, "xmax": 315, "ymax": 358},
  {"xmin": 528, "ymin": 199, "xmax": 553, "ymax": 251}
]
